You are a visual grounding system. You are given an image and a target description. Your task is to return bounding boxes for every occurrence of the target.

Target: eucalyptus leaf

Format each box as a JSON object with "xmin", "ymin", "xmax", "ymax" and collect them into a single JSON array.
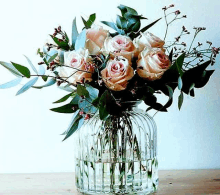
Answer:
[
  {"xmin": 11, "ymin": 62, "xmax": 31, "ymax": 78},
  {"xmin": 32, "ymin": 78, "xmax": 56, "ymax": 89},
  {"xmin": 61, "ymin": 110, "xmax": 80, "ymax": 135},
  {"xmin": 0, "ymin": 61, "xmax": 22, "ymax": 77},
  {"xmin": 75, "ymin": 29, "xmax": 86, "ymax": 51},
  {"xmin": 0, "ymin": 77, "xmax": 22, "ymax": 89},
  {"xmin": 101, "ymin": 21, "xmax": 119, "ymax": 32},
  {"xmin": 72, "ymin": 17, "xmax": 79, "ymax": 49},
  {"xmin": 62, "ymin": 112, "xmax": 82, "ymax": 141},
  {"xmin": 85, "ymin": 84, "xmax": 99, "ymax": 100},
  {"xmin": 16, "ymin": 77, "xmax": 38, "ymax": 96},
  {"xmin": 48, "ymin": 53, "xmax": 58, "ymax": 63},
  {"xmin": 178, "ymin": 76, "xmax": 183, "ymax": 90},
  {"xmin": 58, "ymin": 84, "xmax": 75, "ymax": 92},
  {"xmin": 24, "ymin": 55, "xmax": 38, "ymax": 74},
  {"xmin": 38, "ymin": 65, "xmax": 45, "ymax": 75}
]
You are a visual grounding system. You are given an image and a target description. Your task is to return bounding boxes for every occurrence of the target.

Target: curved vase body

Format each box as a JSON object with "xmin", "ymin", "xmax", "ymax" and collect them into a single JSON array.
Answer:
[{"xmin": 74, "ymin": 107, "xmax": 158, "ymax": 194}]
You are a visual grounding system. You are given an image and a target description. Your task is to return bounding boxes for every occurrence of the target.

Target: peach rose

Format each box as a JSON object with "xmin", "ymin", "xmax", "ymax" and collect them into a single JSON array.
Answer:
[
  {"xmin": 59, "ymin": 49, "xmax": 94, "ymax": 85},
  {"xmin": 86, "ymin": 26, "xmax": 108, "ymax": 55},
  {"xmin": 137, "ymin": 48, "xmax": 171, "ymax": 81},
  {"xmin": 103, "ymin": 35, "xmax": 137, "ymax": 62},
  {"xmin": 101, "ymin": 56, "xmax": 134, "ymax": 91},
  {"xmin": 134, "ymin": 32, "xmax": 165, "ymax": 52}
]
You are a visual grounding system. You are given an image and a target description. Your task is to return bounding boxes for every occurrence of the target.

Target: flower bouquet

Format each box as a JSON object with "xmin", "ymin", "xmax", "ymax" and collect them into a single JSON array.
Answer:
[{"xmin": 0, "ymin": 4, "xmax": 219, "ymax": 195}]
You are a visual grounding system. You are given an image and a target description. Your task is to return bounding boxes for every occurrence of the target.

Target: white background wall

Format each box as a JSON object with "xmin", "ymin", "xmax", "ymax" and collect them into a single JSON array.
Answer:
[{"xmin": 0, "ymin": 0, "xmax": 219, "ymax": 173}]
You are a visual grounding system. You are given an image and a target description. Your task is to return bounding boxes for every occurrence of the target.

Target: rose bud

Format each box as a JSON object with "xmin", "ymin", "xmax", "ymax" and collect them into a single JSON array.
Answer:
[
  {"xmin": 101, "ymin": 56, "xmax": 134, "ymax": 91},
  {"xmin": 137, "ymin": 48, "xmax": 171, "ymax": 81}
]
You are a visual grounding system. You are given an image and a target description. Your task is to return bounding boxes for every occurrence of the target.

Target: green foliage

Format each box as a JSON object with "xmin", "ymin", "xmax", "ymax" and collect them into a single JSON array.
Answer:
[
  {"xmin": 50, "ymin": 35, "xmax": 70, "ymax": 50},
  {"xmin": 50, "ymin": 103, "xmax": 76, "ymax": 114},
  {"xmin": 24, "ymin": 55, "xmax": 38, "ymax": 74},
  {"xmin": 132, "ymin": 18, "xmax": 162, "ymax": 39},
  {"xmin": 178, "ymin": 92, "xmax": 184, "ymax": 110},
  {"xmin": 181, "ymin": 60, "xmax": 212, "ymax": 95},
  {"xmin": 99, "ymin": 90, "xmax": 111, "ymax": 120},
  {"xmin": 48, "ymin": 53, "xmax": 58, "ymax": 63},
  {"xmin": 82, "ymin": 13, "xmax": 96, "ymax": 29},
  {"xmin": 53, "ymin": 92, "xmax": 74, "ymax": 104},
  {"xmin": 77, "ymin": 84, "xmax": 89, "ymax": 97},
  {"xmin": 0, "ymin": 61, "xmax": 22, "ymax": 77},
  {"xmin": 61, "ymin": 110, "xmax": 82, "ymax": 141},
  {"xmin": 11, "ymin": 62, "xmax": 31, "ymax": 78},
  {"xmin": 32, "ymin": 78, "xmax": 56, "ymax": 89},
  {"xmin": 75, "ymin": 29, "xmax": 86, "ymax": 51},
  {"xmin": 71, "ymin": 17, "xmax": 79, "ymax": 50},
  {"xmin": 170, "ymin": 53, "xmax": 185, "ymax": 76},
  {"xmin": 16, "ymin": 77, "xmax": 38, "ymax": 96},
  {"xmin": 0, "ymin": 78, "xmax": 22, "ymax": 89}
]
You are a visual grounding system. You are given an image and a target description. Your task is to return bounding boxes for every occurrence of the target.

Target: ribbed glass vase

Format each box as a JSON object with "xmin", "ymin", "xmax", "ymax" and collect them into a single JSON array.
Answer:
[{"xmin": 74, "ymin": 106, "xmax": 158, "ymax": 194}]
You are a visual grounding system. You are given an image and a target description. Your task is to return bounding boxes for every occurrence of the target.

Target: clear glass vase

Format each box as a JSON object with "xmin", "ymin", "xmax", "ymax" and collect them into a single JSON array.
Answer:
[{"xmin": 74, "ymin": 105, "xmax": 158, "ymax": 194}]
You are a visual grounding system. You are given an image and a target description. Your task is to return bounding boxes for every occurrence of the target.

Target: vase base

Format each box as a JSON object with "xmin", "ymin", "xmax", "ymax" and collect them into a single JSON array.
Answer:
[{"xmin": 77, "ymin": 188, "xmax": 157, "ymax": 195}]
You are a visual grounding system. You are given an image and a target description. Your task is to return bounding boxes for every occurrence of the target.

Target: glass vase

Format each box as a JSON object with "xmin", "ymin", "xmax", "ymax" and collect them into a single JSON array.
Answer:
[{"xmin": 74, "ymin": 105, "xmax": 158, "ymax": 194}]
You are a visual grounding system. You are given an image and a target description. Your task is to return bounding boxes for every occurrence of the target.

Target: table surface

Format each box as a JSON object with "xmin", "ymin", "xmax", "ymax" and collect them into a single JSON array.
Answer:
[{"xmin": 0, "ymin": 170, "xmax": 219, "ymax": 195}]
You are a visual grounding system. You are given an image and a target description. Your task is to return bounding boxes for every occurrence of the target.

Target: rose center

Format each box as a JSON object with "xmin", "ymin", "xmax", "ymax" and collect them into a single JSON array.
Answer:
[
  {"xmin": 116, "ymin": 39, "xmax": 125, "ymax": 45},
  {"xmin": 111, "ymin": 62, "xmax": 124, "ymax": 72}
]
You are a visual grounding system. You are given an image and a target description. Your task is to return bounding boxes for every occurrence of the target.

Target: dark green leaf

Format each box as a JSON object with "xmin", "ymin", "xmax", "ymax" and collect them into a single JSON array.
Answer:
[
  {"xmin": 50, "ymin": 103, "xmax": 75, "ymax": 113},
  {"xmin": 53, "ymin": 92, "xmax": 74, "ymax": 104},
  {"xmin": 75, "ymin": 29, "xmax": 86, "ymax": 51},
  {"xmin": 24, "ymin": 55, "xmax": 38, "ymax": 74},
  {"xmin": 77, "ymin": 85, "xmax": 89, "ymax": 97},
  {"xmin": 178, "ymin": 92, "xmax": 184, "ymax": 110},
  {"xmin": 42, "ymin": 75, "xmax": 48, "ymax": 82},
  {"xmin": 116, "ymin": 15, "xmax": 127, "ymax": 29},
  {"xmin": 117, "ymin": 4, "xmax": 138, "ymax": 16},
  {"xmin": 195, "ymin": 70, "xmax": 215, "ymax": 88},
  {"xmin": 16, "ymin": 77, "xmax": 38, "ymax": 96},
  {"xmin": 0, "ymin": 77, "xmax": 22, "ymax": 89},
  {"xmin": 11, "ymin": 62, "xmax": 31, "ymax": 78},
  {"xmin": 133, "ymin": 18, "xmax": 162, "ymax": 38},
  {"xmin": 170, "ymin": 53, "xmax": 185, "ymax": 76},
  {"xmin": 72, "ymin": 17, "xmax": 79, "ymax": 49},
  {"xmin": 50, "ymin": 35, "xmax": 69, "ymax": 50},
  {"xmin": 99, "ymin": 90, "xmax": 110, "ymax": 120},
  {"xmin": 0, "ymin": 61, "xmax": 22, "ymax": 77},
  {"xmin": 85, "ymin": 13, "xmax": 96, "ymax": 28},
  {"xmin": 131, "ymin": 21, "xmax": 141, "ymax": 32},
  {"xmin": 169, "ymin": 48, "xmax": 173, "ymax": 63},
  {"xmin": 181, "ymin": 60, "xmax": 212, "ymax": 94}
]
